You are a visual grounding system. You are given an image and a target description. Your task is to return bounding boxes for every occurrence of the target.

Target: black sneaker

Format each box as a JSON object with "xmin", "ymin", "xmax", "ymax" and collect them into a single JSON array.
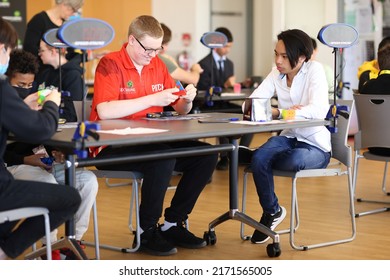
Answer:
[
  {"xmin": 160, "ymin": 221, "xmax": 207, "ymax": 249},
  {"xmin": 251, "ymin": 206, "xmax": 286, "ymax": 244},
  {"xmin": 216, "ymin": 156, "xmax": 229, "ymax": 170},
  {"xmin": 137, "ymin": 225, "xmax": 177, "ymax": 256}
]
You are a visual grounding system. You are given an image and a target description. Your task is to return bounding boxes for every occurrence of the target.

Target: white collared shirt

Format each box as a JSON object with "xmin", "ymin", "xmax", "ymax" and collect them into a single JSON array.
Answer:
[
  {"xmin": 249, "ymin": 61, "xmax": 331, "ymax": 152},
  {"xmin": 212, "ymin": 50, "xmax": 225, "ymax": 70}
]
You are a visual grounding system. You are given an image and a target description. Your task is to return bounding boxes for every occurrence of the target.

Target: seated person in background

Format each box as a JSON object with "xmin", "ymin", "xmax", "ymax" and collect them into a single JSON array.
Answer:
[
  {"xmin": 359, "ymin": 44, "xmax": 390, "ymax": 156},
  {"xmin": 197, "ymin": 27, "xmax": 235, "ymax": 91},
  {"xmin": 246, "ymin": 29, "xmax": 331, "ymax": 244},
  {"xmin": 5, "ymin": 49, "xmax": 98, "ymax": 260},
  {"xmin": 159, "ymin": 23, "xmax": 203, "ymax": 86},
  {"xmin": 357, "ymin": 36, "xmax": 390, "ymax": 92},
  {"xmin": 197, "ymin": 27, "xmax": 252, "ymax": 170},
  {"xmin": 90, "ymin": 15, "xmax": 218, "ymax": 256},
  {"xmin": 35, "ymin": 39, "xmax": 84, "ymax": 122},
  {"xmin": 0, "ymin": 17, "xmax": 81, "ymax": 260},
  {"xmin": 311, "ymin": 37, "xmax": 333, "ymax": 93}
]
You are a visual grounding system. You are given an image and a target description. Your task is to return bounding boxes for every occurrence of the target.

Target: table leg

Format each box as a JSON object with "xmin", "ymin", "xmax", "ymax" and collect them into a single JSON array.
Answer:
[{"xmin": 204, "ymin": 137, "xmax": 282, "ymax": 258}]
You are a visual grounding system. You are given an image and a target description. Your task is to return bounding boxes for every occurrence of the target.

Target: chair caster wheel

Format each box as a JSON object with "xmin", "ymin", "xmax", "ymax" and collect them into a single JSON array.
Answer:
[
  {"xmin": 266, "ymin": 243, "xmax": 281, "ymax": 257},
  {"xmin": 203, "ymin": 230, "xmax": 217, "ymax": 245}
]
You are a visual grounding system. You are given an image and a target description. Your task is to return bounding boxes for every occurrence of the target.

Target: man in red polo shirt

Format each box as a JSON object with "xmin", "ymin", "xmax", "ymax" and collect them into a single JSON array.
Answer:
[{"xmin": 90, "ymin": 15, "xmax": 218, "ymax": 256}]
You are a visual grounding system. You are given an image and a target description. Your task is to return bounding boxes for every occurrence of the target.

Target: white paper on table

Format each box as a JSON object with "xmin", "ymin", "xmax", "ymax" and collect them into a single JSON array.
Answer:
[
  {"xmin": 97, "ymin": 127, "xmax": 168, "ymax": 135},
  {"xmin": 220, "ymin": 93, "xmax": 246, "ymax": 97},
  {"xmin": 59, "ymin": 122, "xmax": 79, "ymax": 129},
  {"xmin": 230, "ymin": 119, "xmax": 310, "ymax": 125}
]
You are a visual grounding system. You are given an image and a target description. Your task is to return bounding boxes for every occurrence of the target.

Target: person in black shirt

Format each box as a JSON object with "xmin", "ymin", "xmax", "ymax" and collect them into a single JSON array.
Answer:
[
  {"xmin": 360, "ymin": 45, "xmax": 390, "ymax": 156},
  {"xmin": 0, "ymin": 18, "xmax": 81, "ymax": 260}
]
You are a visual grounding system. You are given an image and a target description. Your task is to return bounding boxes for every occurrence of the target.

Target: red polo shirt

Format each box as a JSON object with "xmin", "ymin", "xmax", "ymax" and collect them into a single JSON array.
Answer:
[{"xmin": 90, "ymin": 43, "xmax": 175, "ymax": 121}]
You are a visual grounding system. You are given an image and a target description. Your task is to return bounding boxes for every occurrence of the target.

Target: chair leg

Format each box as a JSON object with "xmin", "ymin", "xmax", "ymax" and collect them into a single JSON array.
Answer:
[
  {"xmin": 240, "ymin": 170, "xmax": 250, "ymax": 240},
  {"xmin": 289, "ymin": 169, "xmax": 356, "ymax": 250},
  {"xmin": 128, "ymin": 180, "xmax": 136, "ymax": 233},
  {"xmin": 354, "ymin": 156, "xmax": 390, "ymax": 217},
  {"xmin": 105, "ymin": 178, "xmax": 132, "ymax": 188},
  {"xmin": 240, "ymin": 171, "xmax": 299, "ymax": 241},
  {"xmin": 79, "ymin": 201, "xmax": 100, "ymax": 259},
  {"xmin": 84, "ymin": 177, "xmax": 141, "ymax": 254},
  {"xmin": 29, "ymin": 212, "xmax": 52, "ymax": 260},
  {"xmin": 43, "ymin": 212, "xmax": 52, "ymax": 260},
  {"xmin": 92, "ymin": 202, "xmax": 100, "ymax": 259}
]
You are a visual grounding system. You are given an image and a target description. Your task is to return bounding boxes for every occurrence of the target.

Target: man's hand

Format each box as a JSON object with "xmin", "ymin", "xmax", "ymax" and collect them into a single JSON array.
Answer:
[
  {"xmin": 23, "ymin": 153, "xmax": 51, "ymax": 169},
  {"xmin": 44, "ymin": 88, "xmax": 61, "ymax": 106},
  {"xmin": 23, "ymin": 93, "xmax": 41, "ymax": 110},
  {"xmin": 180, "ymin": 84, "xmax": 196, "ymax": 103},
  {"xmin": 151, "ymin": 88, "xmax": 180, "ymax": 106}
]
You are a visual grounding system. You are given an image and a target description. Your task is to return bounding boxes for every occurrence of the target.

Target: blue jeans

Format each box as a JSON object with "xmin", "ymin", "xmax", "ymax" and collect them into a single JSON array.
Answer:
[{"xmin": 251, "ymin": 136, "xmax": 331, "ymax": 214}]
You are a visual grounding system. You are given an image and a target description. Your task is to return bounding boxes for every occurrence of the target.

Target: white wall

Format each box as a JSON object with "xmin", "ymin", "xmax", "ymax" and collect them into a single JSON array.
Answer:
[
  {"xmin": 210, "ymin": 0, "xmax": 248, "ymax": 82},
  {"xmin": 153, "ymin": 0, "xmax": 338, "ymax": 78},
  {"xmin": 152, "ymin": 0, "xmax": 210, "ymax": 72}
]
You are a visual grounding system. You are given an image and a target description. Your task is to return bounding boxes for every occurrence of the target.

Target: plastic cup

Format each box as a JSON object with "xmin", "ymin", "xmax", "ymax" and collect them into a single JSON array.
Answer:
[{"xmin": 234, "ymin": 83, "xmax": 241, "ymax": 93}]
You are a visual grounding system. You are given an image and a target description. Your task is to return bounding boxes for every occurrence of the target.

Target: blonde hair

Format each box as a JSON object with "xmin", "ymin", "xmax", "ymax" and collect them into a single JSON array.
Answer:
[
  {"xmin": 128, "ymin": 15, "xmax": 163, "ymax": 40},
  {"xmin": 55, "ymin": 0, "xmax": 84, "ymax": 11}
]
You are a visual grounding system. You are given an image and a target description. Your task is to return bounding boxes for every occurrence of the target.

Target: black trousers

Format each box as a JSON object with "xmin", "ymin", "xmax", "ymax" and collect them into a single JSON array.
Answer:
[
  {"xmin": 0, "ymin": 179, "xmax": 81, "ymax": 259},
  {"xmin": 96, "ymin": 141, "xmax": 218, "ymax": 230}
]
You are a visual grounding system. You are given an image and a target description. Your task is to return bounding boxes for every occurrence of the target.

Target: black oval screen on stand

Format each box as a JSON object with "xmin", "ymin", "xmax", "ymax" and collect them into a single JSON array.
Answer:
[
  {"xmin": 317, "ymin": 23, "xmax": 359, "ymax": 133},
  {"xmin": 57, "ymin": 18, "xmax": 115, "ymax": 157}
]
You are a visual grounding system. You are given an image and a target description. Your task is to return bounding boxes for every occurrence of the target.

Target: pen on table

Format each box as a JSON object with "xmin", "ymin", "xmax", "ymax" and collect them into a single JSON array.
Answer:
[
  {"xmin": 213, "ymin": 118, "xmax": 240, "ymax": 121},
  {"xmin": 198, "ymin": 117, "xmax": 240, "ymax": 123}
]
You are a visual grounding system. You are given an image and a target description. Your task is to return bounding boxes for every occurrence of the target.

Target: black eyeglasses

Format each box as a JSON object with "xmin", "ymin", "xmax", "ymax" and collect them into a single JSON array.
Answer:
[{"xmin": 134, "ymin": 37, "xmax": 164, "ymax": 55}]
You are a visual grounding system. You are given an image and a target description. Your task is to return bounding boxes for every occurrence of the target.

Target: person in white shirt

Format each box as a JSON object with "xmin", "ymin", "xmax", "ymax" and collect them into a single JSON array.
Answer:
[{"xmin": 246, "ymin": 29, "xmax": 331, "ymax": 244}]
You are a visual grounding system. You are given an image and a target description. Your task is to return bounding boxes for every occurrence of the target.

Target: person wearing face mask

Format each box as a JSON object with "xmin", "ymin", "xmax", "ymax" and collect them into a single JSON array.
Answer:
[
  {"xmin": 4, "ymin": 48, "xmax": 98, "ymax": 260},
  {"xmin": 0, "ymin": 17, "xmax": 81, "ymax": 260},
  {"xmin": 5, "ymin": 49, "xmax": 38, "ymax": 99},
  {"xmin": 244, "ymin": 29, "xmax": 330, "ymax": 244}
]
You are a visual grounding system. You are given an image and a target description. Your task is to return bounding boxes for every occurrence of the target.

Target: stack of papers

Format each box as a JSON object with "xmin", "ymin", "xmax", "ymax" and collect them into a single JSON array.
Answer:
[{"xmin": 97, "ymin": 127, "xmax": 168, "ymax": 135}]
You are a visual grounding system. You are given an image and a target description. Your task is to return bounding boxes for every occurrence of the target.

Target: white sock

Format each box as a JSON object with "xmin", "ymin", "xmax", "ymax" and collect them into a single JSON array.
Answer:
[
  {"xmin": 160, "ymin": 221, "xmax": 177, "ymax": 231},
  {"xmin": 0, "ymin": 247, "xmax": 8, "ymax": 260}
]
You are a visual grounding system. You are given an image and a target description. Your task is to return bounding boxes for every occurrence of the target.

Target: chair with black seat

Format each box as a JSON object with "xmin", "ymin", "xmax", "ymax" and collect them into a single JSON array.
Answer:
[
  {"xmin": 352, "ymin": 93, "xmax": 390, "ymax": 217},
  {"xmin": 240, "ymin": 99, "xmax": 356, "ymax": 250},
  {"xmin": 0, "ymin": 207, "xmax": 52, "ymax": 260}
]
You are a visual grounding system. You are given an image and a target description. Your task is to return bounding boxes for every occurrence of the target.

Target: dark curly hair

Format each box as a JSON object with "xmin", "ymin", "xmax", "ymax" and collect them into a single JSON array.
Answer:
[{"xmin": 5, "ymin": 49, "xmax": 39, "ymax": 78}]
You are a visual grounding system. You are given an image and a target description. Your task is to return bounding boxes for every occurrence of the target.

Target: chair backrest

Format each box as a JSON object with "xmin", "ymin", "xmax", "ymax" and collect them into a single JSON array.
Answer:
[
  {"xmin": 330, "ymin": 99, "xmax": 354, "ymax": 167},
  {"xmin": 73, "ymin": 99, "xmax": 92, "ymax": 122},
  {"xmin": 353, "ymin": 93, "xmax": 390, "ymax": 150}
]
